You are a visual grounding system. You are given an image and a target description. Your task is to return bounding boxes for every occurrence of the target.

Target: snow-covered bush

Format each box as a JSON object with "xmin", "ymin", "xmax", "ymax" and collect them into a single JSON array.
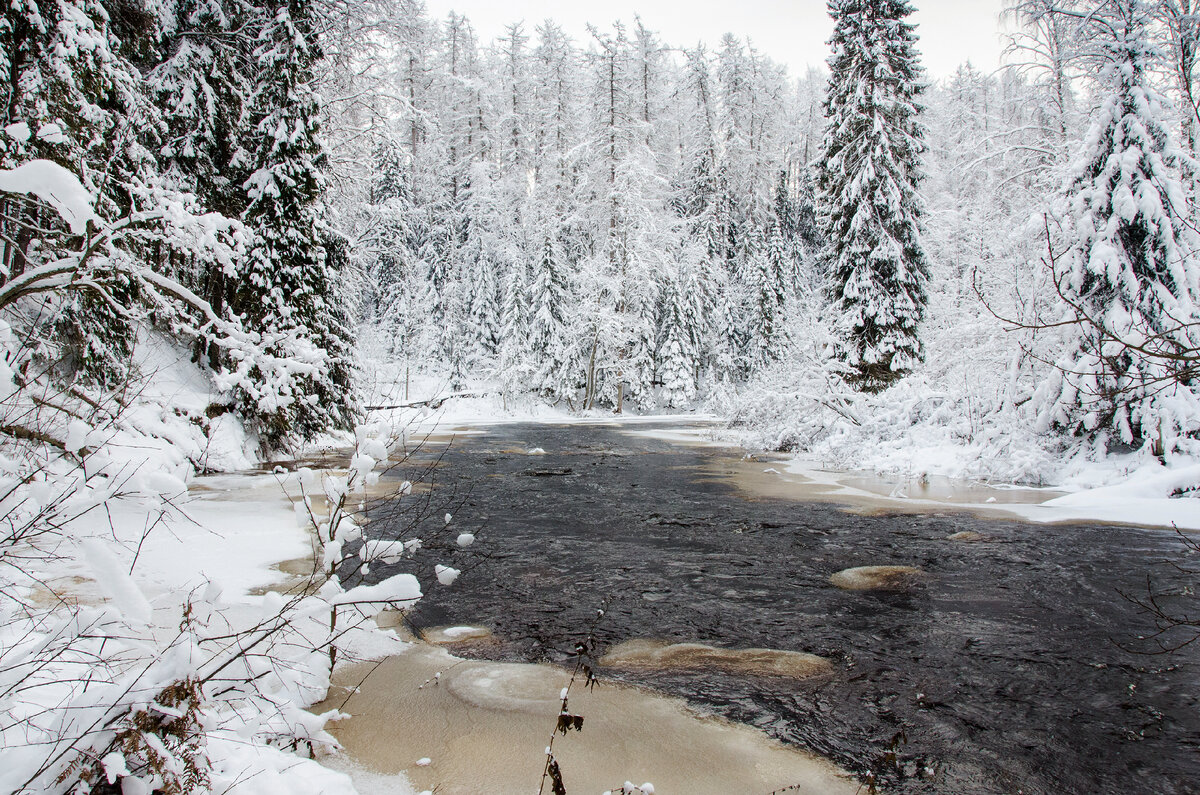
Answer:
[
  {"xmin": 0, "ymin": 415, "xmax": 436, "ymax": 794},
  {"xmin": 1032, "ymin": 5, "xmax": 1200, "ymax": 460},
  {"xmin": 0, "ymin": 159, "xmax": 329, "ymax": 461}
]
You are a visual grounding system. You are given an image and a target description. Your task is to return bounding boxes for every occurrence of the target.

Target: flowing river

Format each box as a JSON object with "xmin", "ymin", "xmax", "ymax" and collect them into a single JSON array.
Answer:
[{"xmin": 356, "ymin": 421, "xmax": 1200, "ymax": 794}]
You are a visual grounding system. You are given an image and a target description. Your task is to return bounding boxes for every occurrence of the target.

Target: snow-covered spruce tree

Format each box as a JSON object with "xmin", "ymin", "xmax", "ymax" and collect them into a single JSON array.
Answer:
[
  {"xmin": 815, "ymin": 0, "xmax": 930, "ymax": 392},
  {"xmin": 528, "ymin": 234, "xmax": 572, "ymax": 399},
  {"xmin": 745, "ymin": 222, "xmax": 790, "ymax": 369},
  {"xmin": 1, "ymin": 0, "xmax": 152, "ymax": 388},
  {"xmin": 360, "ymin": 137, "xmax": 413, "ymax": 339},
  {"xmin": 152, "ymin": 0, "xmax": 258, "ymax": 371},
  {"xmin": 236, "ymin": 0, "xmax": 356, "ymax": 446},
  {"xmin": 465, "ymin": 229, "xmax": 503, "ymax": 359},
  {"xmin": 1038, "ymin": 2, "xmax": 1200, "ymax": 457},
  {"xmin": 657, "ymin": 268, "xmax": 701, "ymax": 407},
  {"xmin": 499, "ymin": 229, "xmax": 535, "ymax": 393}
]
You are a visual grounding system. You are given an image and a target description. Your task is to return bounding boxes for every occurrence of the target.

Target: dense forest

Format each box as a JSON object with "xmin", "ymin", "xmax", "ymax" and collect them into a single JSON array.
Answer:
[{"xmin": 5, "ymin": 0, "xmax": 1197, "ymax": 477}]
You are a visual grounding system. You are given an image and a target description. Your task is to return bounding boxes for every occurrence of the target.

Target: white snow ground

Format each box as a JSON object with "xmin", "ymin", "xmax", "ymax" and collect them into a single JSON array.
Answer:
[
  {"xmin": 1, "ymin": 466, "xmax": 427, "ymax": 795},
  {"xmin": 0, "ymin": 463, "xmax": 425, "ymax": 795}
]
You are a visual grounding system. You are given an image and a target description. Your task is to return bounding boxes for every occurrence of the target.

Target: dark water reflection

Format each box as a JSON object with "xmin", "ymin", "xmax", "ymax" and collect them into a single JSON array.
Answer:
[{"xmin": 367, "ymin": 422, "xmax": 1200, "ymax": 794}]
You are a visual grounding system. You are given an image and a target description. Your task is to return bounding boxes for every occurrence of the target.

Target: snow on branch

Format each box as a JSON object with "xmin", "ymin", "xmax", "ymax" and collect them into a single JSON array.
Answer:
[{"xmin": 0, "ymin": 160, "xmax": 100, "ymax": 235}]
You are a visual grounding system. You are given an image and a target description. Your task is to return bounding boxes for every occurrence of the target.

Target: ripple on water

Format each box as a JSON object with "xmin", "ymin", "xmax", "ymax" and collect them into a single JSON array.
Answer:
[{"xmin": 384, "ymin": 422, "xmax": 1200, "ymax": 794}]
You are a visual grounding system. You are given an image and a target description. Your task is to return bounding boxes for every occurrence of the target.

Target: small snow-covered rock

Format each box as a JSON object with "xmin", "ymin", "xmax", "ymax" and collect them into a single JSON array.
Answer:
[
  {"xmin": 456, "ymin": 532, "xmax": 475, "ymax": 547},
  {"xmin": 415, "ymin": 757, "xmax": 431, "ymax": 767}
]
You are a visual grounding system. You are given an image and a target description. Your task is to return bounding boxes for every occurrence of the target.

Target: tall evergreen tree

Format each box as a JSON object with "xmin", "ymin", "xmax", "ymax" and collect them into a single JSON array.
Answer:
[
  {"xmin": 153, "ymin": 0, "xmax": 256, "ymax": 370},
  {"xmin": 745, "ymin": 222, "xmax": 790, "ymax": 368},
  {"xmin": 815, "ymin": 0, "xmax": 929, "ymax": 392},
  {"xmin": 528, "ymin": 235, "xmax": 571, "ymax": 399},
  {"xmin": 236, "ymin": 0, "xmax": 355, "ymax": 445},
  {"xmin": 465, "ymin": 233, "xmax": 502, "ymax": 358},
  {"xmin": 1, "ymin": 0, "xmax": 151, "ymax": 387},
  {"xmin": 658, "ymin": 276, "xmax": 696, "ymax": 406},
  {"xmin": 498, "ymin": 232, "xmax": 534, "ymax": 391}
]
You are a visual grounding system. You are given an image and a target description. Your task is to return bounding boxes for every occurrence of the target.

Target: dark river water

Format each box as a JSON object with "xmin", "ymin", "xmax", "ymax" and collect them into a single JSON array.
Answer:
[{"xmin": 362, "ymin": 422, "xmax": 1200, "ymax": 794}]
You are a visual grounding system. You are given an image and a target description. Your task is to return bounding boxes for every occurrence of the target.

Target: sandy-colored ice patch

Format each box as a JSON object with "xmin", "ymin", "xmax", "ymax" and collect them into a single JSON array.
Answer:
[
  {"xmin": 708, "ymin": 454, "xmax": 1065, "ymax": 520},
  {"xmin": 830, "ymin": 565, "xmax": 924, "ymax": 592},
  {"xmin": 420, "ymin": 625, "xmax": 493, "ymax": 645},
  {"xmin": 316, "ymin": 644, "xmax": 857, "ymax": 795},
  {"xmin": 600, "ymin": 639, "xmax": 833, "ymax": 679}
]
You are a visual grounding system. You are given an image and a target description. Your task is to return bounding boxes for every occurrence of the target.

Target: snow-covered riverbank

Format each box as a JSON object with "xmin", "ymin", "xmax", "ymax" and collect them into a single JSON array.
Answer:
[
  {"xmin": 0, "ymin": 455, "xmax": 422, "ymax": 795},
  {"xmin": 6, "ymin": 391, "xmax": 1195, "ymax": 795}
]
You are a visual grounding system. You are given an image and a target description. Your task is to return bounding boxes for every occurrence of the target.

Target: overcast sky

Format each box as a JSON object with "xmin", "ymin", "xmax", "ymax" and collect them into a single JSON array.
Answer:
[{"xmin": 422, "ymin": 0, "xmax": 1013, "ymax": 80}]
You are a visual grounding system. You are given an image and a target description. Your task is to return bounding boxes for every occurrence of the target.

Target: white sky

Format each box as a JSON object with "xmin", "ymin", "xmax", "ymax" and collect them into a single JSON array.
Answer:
[{"xmin": 422, "ymin": 0, "xmax": 1014, "ymax": 79}]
